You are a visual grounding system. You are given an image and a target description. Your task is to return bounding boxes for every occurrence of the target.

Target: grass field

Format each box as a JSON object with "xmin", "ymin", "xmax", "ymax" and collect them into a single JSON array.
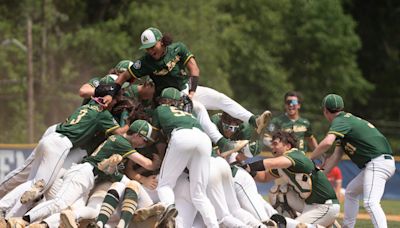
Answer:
[
  {"xmin": 338, "ymin": 200, "xmax": 400, "ymax": 228},
  {"xmin": 263, "ymin": 195, "xmax": 400, "ymax": 227}
]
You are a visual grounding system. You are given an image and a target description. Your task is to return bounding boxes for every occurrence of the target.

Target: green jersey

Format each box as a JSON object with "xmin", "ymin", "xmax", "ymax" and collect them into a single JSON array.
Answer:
[
  {"xmin": 328, "ymin": 112, "xmax": 392, "ymax": 169},
  {"xmin": 268, "ymin": 114, "xmax": 314, "ymax": 151},
  {"xmin": 56, "ymin": 100, "xmax": 120, "ymax": 148},
  {"xmin": 270, "ymin": 148, "xmax": 337, "ymax": 204},
  {"xmin": 152, "ymin": 104, "xmax": 201, "ymax": 138},
  {"xmin": 83, "ymin": 135, "xmax": 136, "ymax": 182},
  {"xmin": 211, "ymin": 113, "xmax": 261, "ymax": 156},
  {"xmin": 128, "ymin": 42, "xmax": 194, "ymax": 96}
]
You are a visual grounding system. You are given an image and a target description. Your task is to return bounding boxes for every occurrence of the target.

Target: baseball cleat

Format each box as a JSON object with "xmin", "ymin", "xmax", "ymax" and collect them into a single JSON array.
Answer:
[
  {"xmin": 97, "ymin": 154, "xmax": 123, "ymax": 175},
  {"xmin": 154, "ymin": 204, "xmax": 178, "ymax": 228},
  {"xmin": 256, "ymin": 110, "xmax": 272, "ymax": 134},
  {"xmin": 295, "ymin": 223, "xmax": 308, "ymax": 228},
  {"xmin": 29, "ymin": 223, "xmax": 49, "ymax": 228},
  {"xmin": 20, "ymin": 179, "xmax": 45, "ymax": 204},
  {"xmin": 60, "ymin": 209, "xmax": 78, "ymax": 228},
  {"xmin": 263, "ymin": 220, "xmax": 278, "ymax": 228},
  {"xmin": 0, "ymin": 218, "xmax": 7, "ymax": 228},
  {"xmin": 132, "ymin": 202, "xmax": 166, "ymax": 222},
  {"xmin": 6, "ymin": 217, "xmax": 29, "ymax": 228}
]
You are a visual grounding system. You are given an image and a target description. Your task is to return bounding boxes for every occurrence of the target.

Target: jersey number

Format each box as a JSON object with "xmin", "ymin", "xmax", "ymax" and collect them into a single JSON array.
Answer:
[
  {"xmin": 69, "ymin": 109, "xmax": 88, "ymax": 125},
  {"xmin": 170, "ymin": 106, "xmax": 194, "ymax": 118}
]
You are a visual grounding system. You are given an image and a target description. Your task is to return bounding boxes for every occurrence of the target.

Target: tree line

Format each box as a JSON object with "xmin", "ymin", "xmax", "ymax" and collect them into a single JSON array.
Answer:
[{"xmin": 0, "ymin": 0, "xmax": 399, "ymax": 154}]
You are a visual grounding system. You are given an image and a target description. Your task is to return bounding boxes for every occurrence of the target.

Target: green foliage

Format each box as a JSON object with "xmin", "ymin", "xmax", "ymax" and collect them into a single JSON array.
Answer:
[{"xmin": 0, "ymin": 0, "xmax": 398, "ymax": 143}]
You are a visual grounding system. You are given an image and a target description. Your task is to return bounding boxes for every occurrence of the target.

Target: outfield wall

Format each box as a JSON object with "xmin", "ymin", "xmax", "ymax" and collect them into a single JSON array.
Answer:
[{"xmin": 1, "ymin": 145, "xmax": 399, "ymax": 200}]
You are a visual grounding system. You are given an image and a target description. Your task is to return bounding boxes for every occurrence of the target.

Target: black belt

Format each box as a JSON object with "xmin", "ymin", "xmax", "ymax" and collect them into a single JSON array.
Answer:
[{"xmin": 384, "ymin": 155, "xmax": 393, "ymax": 160}]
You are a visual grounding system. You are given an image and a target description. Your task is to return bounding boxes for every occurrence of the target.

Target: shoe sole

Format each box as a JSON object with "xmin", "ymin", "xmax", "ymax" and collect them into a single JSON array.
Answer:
[
  {"xmin": 256, "ymin": 111, "xmax": 271, "ymax": 134},
  {"xmin": 60, "ymin": 210, "xmax": 78, "ymax": 228},
  {"xmin": 20, "ymin": 179, "xmax": 45, "ymax": 204},
  {"xmin": 133, "ymin": 203, "xmax": 165, "ymax": 222},
  {"xmin": 155, "ymin": 205, "xmax": 178, "ymax": 227}
]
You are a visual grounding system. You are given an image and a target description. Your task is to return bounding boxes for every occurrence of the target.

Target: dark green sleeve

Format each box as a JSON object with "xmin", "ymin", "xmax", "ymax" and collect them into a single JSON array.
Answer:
[
  {"xmin": 98, "ymin": 111, "xmax": 120, "ymax": 136},
  {"xmin": 127, "ymin": 57, "xmax": 151, "ymax": 79}
]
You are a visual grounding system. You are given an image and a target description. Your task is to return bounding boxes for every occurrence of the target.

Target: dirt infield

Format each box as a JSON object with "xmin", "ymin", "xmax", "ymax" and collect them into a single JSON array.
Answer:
[{"xmin": 339, "ymin": 213, "xmax": 400, "ymax": 222}]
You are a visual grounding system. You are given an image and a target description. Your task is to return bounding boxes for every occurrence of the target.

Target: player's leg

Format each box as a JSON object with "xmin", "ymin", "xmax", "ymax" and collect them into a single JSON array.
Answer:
[
  {"xmin": 116, "ymin": 181, "xmax": 140, "ymax": 228},
  {"xmin": 187, "ymin": 129, "xmax": 218, "ymax": 228},
  {"xmin": 0, "ymin": 124, "xmax": 57, "ymax": 198},
  {"xmin": 295, "ymin": 203, "xmax": 340, "ymax": 227},
  {"xmin": 234, "ymin": 167, "xmax": 275, "ymax": 221},
  {"xmin": 193, "ymin": 86, "xmax": 253, "ymax": 122},
  {"xmin": 96, "ymin": 181, "xmax": 126, "ymax": 228},
  {"xmin": 173, "ymin": 173, "xmax": 198, "ymax": 228},
  {"xmin": 192, "ymin": 100, "xmax": 224, "ymax": 143},
  {"xmin": 206, "ymin": 158, "xmax": 247, "ymax": 227},
  {"xmin": 362, "ymin": 155, "xmax": 395, "ymax": 228},
  {"xmin": 342, "ymin": 170, "xmax": 364, "ymax": 228},
  {"xmin": 24, "ymin": 163, "xmax": 94, "ymax": 223},
  {"xmin": 193, "ymin": 86, "xmax": 271, "ymax": 133},
  {"xmin": 157, "ymin": 130, "xmax": 192, "ymax": 206}
]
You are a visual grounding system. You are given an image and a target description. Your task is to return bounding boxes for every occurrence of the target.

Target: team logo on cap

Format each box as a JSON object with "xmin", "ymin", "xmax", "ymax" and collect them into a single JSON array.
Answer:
[
  {"xmin": 142, "ymin": 35, "xmax": 149, "ymax": 43},
  {"xmin": 93, "ymin": 80, "xmax": 100, "ymax": 87},
  {"xmin": 139, "ymin": 130, "xmax": 147, "ymax": 136},
  {"xmin": 133, "ymin": 60, "xmax": 141, "ymax": 69}
]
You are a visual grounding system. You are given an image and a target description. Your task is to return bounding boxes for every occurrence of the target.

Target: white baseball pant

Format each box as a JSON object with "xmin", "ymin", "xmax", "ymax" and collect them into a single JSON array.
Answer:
[
  {"xmin": 0, "ymin": 132, "xmax": 77, "ymax": 218},
  {"xmin": 0, "ymin": 124, "xmax": 57, "ymax": 198},
  {"xmin": 183, "ymin": 86, "xmax": 253, "ymax": 143},
  {"xmin": 234, "ymin": 167, "xmax": 277, "ymax": 221},
  {"xmin": 157, "ymin": 128, "xmax": 218, "ymax": 228},
  {"xmin": 343, "ymin": 154, "xmax": 395, "ymax": 228}
]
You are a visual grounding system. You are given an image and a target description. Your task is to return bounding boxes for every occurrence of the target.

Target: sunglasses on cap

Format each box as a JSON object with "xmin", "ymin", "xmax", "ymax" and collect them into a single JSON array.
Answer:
[
  {"xmin": 285, "ymin": 99, "xmax": 299, "ymax": 106},
  {"xmin": 222, "ymin": 122, "xmax": 240, "ymax": 132}
]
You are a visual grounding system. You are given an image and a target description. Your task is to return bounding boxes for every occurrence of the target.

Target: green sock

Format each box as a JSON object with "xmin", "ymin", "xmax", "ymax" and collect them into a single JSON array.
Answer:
[
  {"xmin": 248, "ymin": 115, "xmax": 257, "ymax": 128},
  {"xmin": 117, "ymin": 187, "xmax": 138, "ymax": 228},
  {"xmin": 97, "ymin": 189, "xmax": 120, "ymax": 225}
]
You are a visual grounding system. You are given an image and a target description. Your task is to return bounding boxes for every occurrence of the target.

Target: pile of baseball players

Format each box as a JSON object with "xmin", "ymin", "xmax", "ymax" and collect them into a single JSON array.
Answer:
[{"xmin": 0, "ymin": 27, "xmax": 395, "ymax": 228}]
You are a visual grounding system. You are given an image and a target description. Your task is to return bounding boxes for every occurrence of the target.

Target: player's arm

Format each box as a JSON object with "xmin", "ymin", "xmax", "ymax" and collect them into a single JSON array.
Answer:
[
  {"xmin": 110, "ymin": 125, "xmax": 129, "ymax": 135},
  {"xmin": 186, "ymin": 57, "xmax": 200, "ymax": 99},
  {"xmin": 102, "ymin": 70, "xmax": 135, "ymax": 107},
  {"xmin": 127, "ymin": 152, "xmax": 160, "ymax": 171},
  {"xmin": 254, "ymin": 170, "xmax": 277, "ymax": 182},
  {"xmin": 245, "ymin": 156, "xmax": 293, "ymax": 174},
  {"xmin": 124, "ymin": 160, "xmax": 158, "ymax": 190},
  {"xmin": 322, "ymin": 146, "xmax": 344, "ymax": 174},
  {"xmin": 309, "ymin": 133, "xmax": 336, "ymax": 160},
  {"xmin": 79, "ymin": 83, "xmax": 95, "ymax": 98},
  {"xmin": 306, "ymin": 135, "xmax": 318, "ymax": 151}
]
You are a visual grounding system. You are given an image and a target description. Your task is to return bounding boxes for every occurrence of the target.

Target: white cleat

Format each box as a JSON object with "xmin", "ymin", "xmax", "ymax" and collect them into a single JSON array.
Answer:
[
  {"xmin": 132, "ymin": 202, "xmax": 166, "ymax": 222},
  {"xmin": 256, "ymin": 110, "xmax": 272, "ymax": 134},
  {"xmin": 60, "ymin": 208, "xmax": 78, "ymax": 228},
  {"xmin": 20, "ymin": 179, "xmax": 45, "ymax": 204}
]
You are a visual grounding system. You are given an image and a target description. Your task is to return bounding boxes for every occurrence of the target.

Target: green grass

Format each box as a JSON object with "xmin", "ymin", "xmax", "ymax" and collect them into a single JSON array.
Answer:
[{"xmin": 263, "ymin": 195, "xmax": 400, "ymax": 227}]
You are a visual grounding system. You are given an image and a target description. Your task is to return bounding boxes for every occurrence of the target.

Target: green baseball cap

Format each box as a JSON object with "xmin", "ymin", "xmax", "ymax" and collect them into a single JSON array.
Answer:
[
  {"xmin": 129, "ymin": 120, "xmax": 153, "ymax": 142},
  {"xmin": 115, "ymin": 60, "xmax": 133, "ymax": 73},
  {"xmin": 99, "ymin": 74, "xmax": 129, "ymax": 88},
  {"xmin": 139, "ymin": 27, "xmax": 163, "ymax": 50},
  {"xmin": 322, "ymin": 94, "xmax": 344, "ymax": 111},
  {"xmin": 160, "ymin": 87, "xmax": 181, "ymax": 100}
]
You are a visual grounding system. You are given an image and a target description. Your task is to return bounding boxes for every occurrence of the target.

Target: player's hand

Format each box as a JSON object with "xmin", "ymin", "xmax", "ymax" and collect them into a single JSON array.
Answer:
[
  {"xmin": 102, "ymin": 95, "xmax": 113, "ymax": 108},
  {"xmin": 188, "ymin": 91, "xmax": 195, "ymax": 100},
  {"xmin": 141, "ymin": 175, "xmax": 158, "ymax": 190}
]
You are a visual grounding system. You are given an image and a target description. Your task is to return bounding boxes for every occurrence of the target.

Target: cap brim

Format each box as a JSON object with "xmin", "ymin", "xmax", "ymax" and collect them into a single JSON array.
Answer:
[{"xmin": 139, "ymin": 42, "xmax": 156, "ymax": 50}]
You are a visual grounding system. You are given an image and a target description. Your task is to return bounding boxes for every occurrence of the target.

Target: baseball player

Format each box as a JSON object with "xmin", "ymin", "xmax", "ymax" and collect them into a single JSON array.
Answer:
[
  {"xmin": 99, "ymin": 27, "xmax": 271, "ymax": 152},
  {"xmin": 309, "ymin": 94, "xmax": 396, "ymax": 228},
  {"xmin": 267, "ymin": 91, "xmax": 318, "ymax": 152},
  {"xmin": 248, "ymin": 130, "xmax": 340, "ymax": 227},
  {"xmin": 151, "ymin": 87, "xmax": 219, "ymax": 228},
  {"xmin": 0, "ymin": 94, "xmax": 128, "ymax": 219},
  {"xmin": 210, "ymin": 112, "xmax": 275, "ymax": 221},
  {"xmin": 5, "ymin": 120, "xmax": 160, "ymax": 228}
]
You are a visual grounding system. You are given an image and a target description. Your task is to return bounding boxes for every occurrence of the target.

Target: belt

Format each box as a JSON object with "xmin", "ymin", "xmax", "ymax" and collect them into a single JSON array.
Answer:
[{"xmin": 384, "ymin": 155, "xmax": 393, "ymax": 160}]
